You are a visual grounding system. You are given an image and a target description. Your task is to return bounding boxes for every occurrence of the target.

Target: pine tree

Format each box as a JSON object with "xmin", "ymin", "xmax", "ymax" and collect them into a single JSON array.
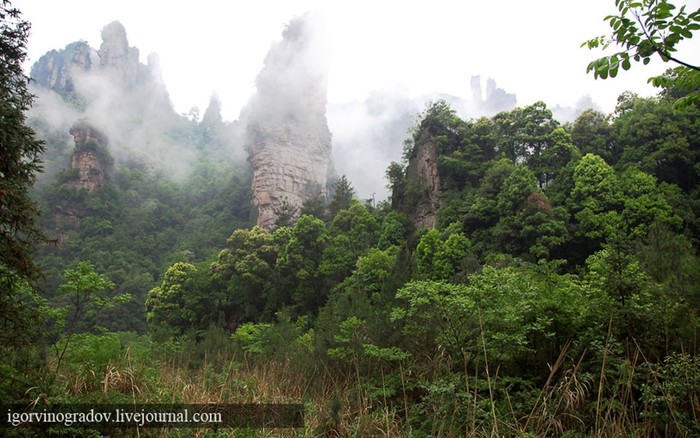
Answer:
[{"xmin": 0, "ymin": 0, "xmax": 47, "ymax": 345}]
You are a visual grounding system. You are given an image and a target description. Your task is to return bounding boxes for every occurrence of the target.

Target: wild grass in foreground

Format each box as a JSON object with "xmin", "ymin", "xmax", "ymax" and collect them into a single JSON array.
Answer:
[{"xmin": 4, "ymin": 326, "xmax": 697, "ymax": 437}]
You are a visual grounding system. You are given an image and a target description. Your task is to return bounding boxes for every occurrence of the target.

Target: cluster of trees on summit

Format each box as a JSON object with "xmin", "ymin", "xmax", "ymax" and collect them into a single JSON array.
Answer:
[{"xmin": 2, "ymin": 0, "xmax": 700, "ymax": 435}]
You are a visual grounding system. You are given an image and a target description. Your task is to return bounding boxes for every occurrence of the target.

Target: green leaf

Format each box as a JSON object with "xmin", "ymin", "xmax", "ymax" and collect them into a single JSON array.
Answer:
[{"xmin": 609, "ymin": 55, "xmax": 620, "ymax": 77}]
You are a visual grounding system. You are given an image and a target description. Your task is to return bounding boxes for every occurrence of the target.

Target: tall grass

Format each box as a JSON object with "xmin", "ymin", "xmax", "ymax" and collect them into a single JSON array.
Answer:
[{"xmin": 29, "ymin": 328, "xmax": 700, "ymax": 437}]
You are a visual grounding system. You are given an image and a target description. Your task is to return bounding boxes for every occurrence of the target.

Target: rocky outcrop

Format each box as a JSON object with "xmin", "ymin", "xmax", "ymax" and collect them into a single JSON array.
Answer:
[
  {"xmin": 249, "ymin": 128, "xmax": 333, "ymax": 228},
  {"xmin": 66, "ymin": 122, "xmax": 112, "ymax": 193},
  {"xmin": 31, "ymin": 21, "xmax": 166, "ymax": 98},
  {"xmin": 49, "ymin": 123, "xmax": 112, "ymax": 237},
  {"xmin": 245, "ymin": 13, "xmax": 333, "ymax": 228},
  {"xmin": 98, "ymin": 21, "xmax": 142, "ymax": 87},
  {"xmin": 404, "ymin": 130, "xmax": 441, "ymax": 229},
  {"xmin": 30, "ymin": 41, "xmax": 95, "ymax": 96},
  {"xmin": 29, "ymin": 21, "xmax": 184, "ymax": 178},
  {"xmin": 470, "ymin": 76, "xmax": 517, "ymax": 117}
]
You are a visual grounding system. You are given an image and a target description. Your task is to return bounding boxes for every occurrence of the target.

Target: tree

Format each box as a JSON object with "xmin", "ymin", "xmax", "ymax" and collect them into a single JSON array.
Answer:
[
  {"xmin": 211, "ymin": 226, "xmax": 278, "ymax": 322},
  {"xmin": 0, "ymin": 0, "xmax": 45, "ymax": 279},
  {"xmin": 0, "ymin": 1, "xmax": 47, "ymax": 344},
  {"xmin": 328, "ymin": 175, "xmax": 355, "ymax": 219},
  {"xmin": 492, "ymin": 166, "xmax": 569, "ymax": 259},
  {"xmin": 377, "ymin": 211, "xmax": 409, "ymax": 249},
  {"xmin": 571, "ymin": 109, "xmax": 616, "ymax": 163},
  {"xmin": 50, "ymin": 261, "xmax": 129, "ymax": 372},
  {"xmin": 145, "ymin": 262, "xmax": 198, "ymax": 340},
  {"xmin": 584, "ymin": 0, "xmax": 700, "ymax": 108},
  {"xmin": 386, "ymin": 161, "xmax": 406, "ymax": 209},
  {"xmin": 568, "ymin": 153, "xmax": 622, "ymax": 241},
  {"xmin": 618, "ymin": 166, "xmax": 682, "ymax": 238},
  {"xmin": 539, "ymin": 128, "xmax": 581, "ymax": 186},
  {"xmin": 391, "ymin": 266, "xmax": 590, "ymax": 375},
  {"xmin": 275, "ymin": 215, "xmax": 330, "ymax": 315},
  {"xmin": 321, "ymin": 200, "xmax": 379, "ymax": 284},
  {"xmin": 613, "ymin": 96, "xmax": 699, "ymax": 191},
  {"xmin": 439, "ymin": 116, "xmax": 497, "ymax": 190},
  {"xmin": 496, "ymin": 165, "xmax": 540, "ymax": 215},
  {"xmin": 415, "ymin": 228, "xmax": 472, "ymax": 281},
  {"xmin": 491, "ymin": 101, "xmax": 559, "ymax": 165}
]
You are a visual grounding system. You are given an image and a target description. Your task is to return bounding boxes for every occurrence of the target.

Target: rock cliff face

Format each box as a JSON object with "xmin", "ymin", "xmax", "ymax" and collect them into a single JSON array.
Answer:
[
  {"xmin": 29, "ymin": 21, "xmax": 189, "ymax": 178},
  {"xmin": 245, "ymin": 14, "xmax": 334, "ymax": 229},
  {"xmin": 30, "ymin": 41, "xmax": 95, "ymax": 96},
  {"xmin": 97, "ymin": 21, "xmax": 141, "ymax": 85},
  {"xmin": 31, "ymin": 21, "xmax": 167, "ymax": 100},
  {"xmin": 66, "ymin": 123, "xmax": 112, "ymax": 193},
  {"xmin": 50, "ymin": 123, "xmax": 112, "ymax": 236},
  {"xmin": 405, "ymin": 130, "xmax": 441, "ymax": 229}
]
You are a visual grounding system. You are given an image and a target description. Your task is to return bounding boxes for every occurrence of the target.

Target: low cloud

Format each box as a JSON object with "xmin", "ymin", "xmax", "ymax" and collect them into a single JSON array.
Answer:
[
  {"xmin": 28, "ymin": 21, "xmax": 246, "ymax": 183},
  {"xmin": 328, "ymin": 77, "xmax": 518, "ymax": 201}
]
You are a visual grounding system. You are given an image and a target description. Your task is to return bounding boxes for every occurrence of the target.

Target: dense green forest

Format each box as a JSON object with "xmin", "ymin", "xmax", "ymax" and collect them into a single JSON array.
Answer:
[
  {"xmin": 3, "ymin": 0, "xmax": 700, "ymax": 436},
  {"xmin": 8, "ymin": 94, "xmax": 699, "ymax": 437},
  {"xmin": 31, "ymin": 115, "xmax": 253, "ymax": 333}
]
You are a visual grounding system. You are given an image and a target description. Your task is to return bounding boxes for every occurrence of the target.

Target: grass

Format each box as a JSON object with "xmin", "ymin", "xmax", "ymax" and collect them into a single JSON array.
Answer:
[{"xmin": 9, "ymin": 329, "xmax": 698, "ymax": 437}]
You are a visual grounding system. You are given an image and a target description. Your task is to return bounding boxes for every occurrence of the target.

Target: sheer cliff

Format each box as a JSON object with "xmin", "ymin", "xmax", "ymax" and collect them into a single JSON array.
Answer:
[
  {"xmin": 28, "ymin": 21, "xmax": 195, "ymax": 179},
  {"xmin": 30, "ymin": 21, "xmax": 168, "ymax": 104},
  {"xmin": 404, "ymin": 129, "xmax": 442, "ymax": 229},
  {"xmin": 66, "ymin": 122, "xmax": 112, "ymax": 193},
  {"xmin": 244, "ymin": 14, "xmax": 334, "ymax": 229}
]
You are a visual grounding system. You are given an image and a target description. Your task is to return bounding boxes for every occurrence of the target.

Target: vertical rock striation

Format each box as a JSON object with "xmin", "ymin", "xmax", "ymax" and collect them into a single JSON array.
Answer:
[
  {"xmin": 29, "ymin": 41, "xmax": 95, "ymax": 97},
  {"xmin": 50, "ymin": 122, "xmax": 113, "ymax": 235},
  {"xmin": 245, "ymin": 13, "xmax": 334, "ymax": 229},
  {"xmin": 31, "ymin": 21, "xmax": 162, "ymax": 96},
  {"xmin": 404, "ymin": 129, "xmax": 441, "ymax": 229},
  {"xmin": 66, "ymin": 122, "xmax": 112, "ymax": 193}
]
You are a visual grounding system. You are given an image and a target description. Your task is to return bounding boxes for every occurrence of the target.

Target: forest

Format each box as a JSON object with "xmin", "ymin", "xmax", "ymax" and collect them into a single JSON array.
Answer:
[{"xmin": 2, "ymin": 0, "xmax": 700, "ymax": 436}]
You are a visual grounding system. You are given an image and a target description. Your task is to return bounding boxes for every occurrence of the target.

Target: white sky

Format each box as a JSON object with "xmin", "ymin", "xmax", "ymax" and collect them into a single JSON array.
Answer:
[{"xmin": 14, "ymin": 0, "xmax": 700, "ymax": 121}]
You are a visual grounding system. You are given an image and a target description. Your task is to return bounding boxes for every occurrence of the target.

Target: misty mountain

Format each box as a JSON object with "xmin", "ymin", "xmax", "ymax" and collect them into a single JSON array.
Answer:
[
  {"xmin": 28, "ymin": 21, "xmax": 245, "ymax": 183},
  {"xmin": 26, "ymin": 17, "xmax": 596, "ymax": 218},
  {"xmin": 328, "ymin": 77, "xmax": 518, "ymax": 200},
  {"xmin": 243, "ymin": 12, "xmax": 334, "ymax": 228}
]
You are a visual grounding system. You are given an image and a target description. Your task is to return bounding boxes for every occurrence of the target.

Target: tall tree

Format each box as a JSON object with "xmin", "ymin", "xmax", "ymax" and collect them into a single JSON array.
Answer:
[
  {"xmin": 145, "ymin": 262, "xmax": 198, "ymax": 340},
  {"xmin": 0, "ymin": 1, "xmax": 47, "ymax": 345},
  {"xmin": 212, "ymin": 226, "xmax": 278, "ymax": 321},
  {"xmin": 0, "ymin": 1, "xmax": 45, "ymax": 278},
  {"xmin": 571, "ymin": 109, "xmax": 616, "ymax": 163},
  {"xmin": 491, "ymin": 101, "xmax": 559, "ymax": 166},
  {"xmin": 328, "ymin": 175, "xmax": 355, "ymax": 219},
  {"xmin": 613, "ymin": 96, "xmax": 699, "ymax": 191},
  {"xmin": 275, "ymin": 215, "xmax": 330, "ymax": 315}
]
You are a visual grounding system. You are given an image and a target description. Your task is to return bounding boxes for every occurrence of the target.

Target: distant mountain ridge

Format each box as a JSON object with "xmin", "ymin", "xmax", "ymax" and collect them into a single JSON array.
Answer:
[{"xmin": 30, "ymin": 21, "xmax": 168, "ymax": 105}]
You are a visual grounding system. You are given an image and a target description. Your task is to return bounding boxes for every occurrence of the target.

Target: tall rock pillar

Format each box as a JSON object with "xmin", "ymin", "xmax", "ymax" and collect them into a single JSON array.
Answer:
[{"xmin": 245, "ymin": 13, "xmax": 333, "ymax": 229}]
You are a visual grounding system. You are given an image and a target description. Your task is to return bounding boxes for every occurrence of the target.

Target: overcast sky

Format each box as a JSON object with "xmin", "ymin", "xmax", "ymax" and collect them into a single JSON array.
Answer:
[{"xmin": 14, "ymin": 0, "xmax": 700, "ymax": 121}]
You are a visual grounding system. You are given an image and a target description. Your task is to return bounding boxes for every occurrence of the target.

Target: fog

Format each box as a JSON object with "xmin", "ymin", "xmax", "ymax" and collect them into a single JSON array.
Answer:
[
  {"xmin": 329, "ymin": 76, "xmax": 520, "ymax": 200},
  {"xmin": 27, "ymin": 15, "xmax": 598, "ymax": 200},
  {"xmin": 28, "ymin": 21, "xmax": 245, "ymax": 183}
]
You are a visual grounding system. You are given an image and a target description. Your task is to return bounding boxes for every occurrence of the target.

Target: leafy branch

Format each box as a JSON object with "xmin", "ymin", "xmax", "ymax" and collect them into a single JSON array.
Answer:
[
  {"xmin": 583, "ymin": 0, "xmax": 700, "ymax": 108},
  {"xmin": 47, "ymin": 261, "xmax": 131, "ymax": 374}
]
